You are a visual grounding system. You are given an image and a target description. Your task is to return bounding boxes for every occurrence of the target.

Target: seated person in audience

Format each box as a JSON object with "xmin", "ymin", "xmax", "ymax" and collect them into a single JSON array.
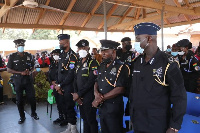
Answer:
[{"xmin": 38, "ymin": 51, "xmax": 50, "ymax": 68}]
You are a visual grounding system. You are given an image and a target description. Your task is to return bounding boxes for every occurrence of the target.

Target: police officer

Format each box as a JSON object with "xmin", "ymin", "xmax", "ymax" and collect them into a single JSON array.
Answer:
[
  {"xmin": 55, "ymin": 34, "xmax": 78, "ymax": 133},
  {"xmin": 117, "ymin": 37, "xmax": 135, "ymax": 65},
  {"xmin": 129, "ymin": 23, "xmax": 187, "ymax": 133},
  {"xmin": 176, "ymin": 39, "xmax": 200, "ymax": 93},
  {"xmin": 92, "ymin": 40, "xmax": 129, "ymax": 133},
  {"xmin": 48, "ymin": 49, "xmax": 64, "ymax": 124},
  {"xmin": 7, "ymin": 39, "xmax": 39, "ymax": 124},
  {"xmin": 72, "ymin": 39, "xmax": 99, "ymax": 133}
]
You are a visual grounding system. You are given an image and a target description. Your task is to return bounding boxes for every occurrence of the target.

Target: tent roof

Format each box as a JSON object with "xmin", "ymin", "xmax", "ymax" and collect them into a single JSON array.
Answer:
[{"xmin": 0, "ymin": 0, "xmax": 200, "ymax": 33}]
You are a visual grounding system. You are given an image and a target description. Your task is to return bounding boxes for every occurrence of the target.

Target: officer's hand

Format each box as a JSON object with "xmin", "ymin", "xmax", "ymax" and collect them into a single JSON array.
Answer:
[
  {"xmin": 25, "ymin": 69, "xmax": 30, "ymax": 75},
  {"xmin": 95, "ymin": 92, "xmax": 104, "ymax": 102},
  {"xmin": 21, "ymin": 70, "xmax": 28, "ymax": 75},
  {"xmin": 166, "ymin": 128, "xmax": 178, "ymax": 133},
  {"xmin": 92, "ymin": 98, "xmax": 100, "ymax": 108},
  {"xmin": 71, "ymin": 93, "xmax": 79, "ymax": 101},
  {"xmin": 76, "ymin": 98, "xmax": 83, "ymax": 106},
  {"xmin": 57, "ymin": 89, "xmax": 63, "ymax": 95}
]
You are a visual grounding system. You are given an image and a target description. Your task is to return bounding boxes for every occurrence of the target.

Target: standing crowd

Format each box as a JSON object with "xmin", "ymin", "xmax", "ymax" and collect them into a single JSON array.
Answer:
[{"xmin": 2, "ymin": 22, "xmax": 200, "ymax": 133}]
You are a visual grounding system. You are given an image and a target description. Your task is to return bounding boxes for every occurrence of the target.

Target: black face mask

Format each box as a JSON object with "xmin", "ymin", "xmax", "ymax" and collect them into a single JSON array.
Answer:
[
  {"xmin": 60, "ymin": 45, "xmax": 66, "ymax": 50},
  {"xmin": 102, "ymin": 57, "xmax": 112, "ymax": 65},
  {"xmin": 125, "ymin": 45, "xmax": 132, "ymax": 51}
]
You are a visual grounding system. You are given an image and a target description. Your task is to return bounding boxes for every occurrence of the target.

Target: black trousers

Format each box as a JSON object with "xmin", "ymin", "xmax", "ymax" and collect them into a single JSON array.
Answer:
[
  {"xmin": 0, "ymin": 84, "xmax": 3, "ymax": 102},
  {"xmin": 79, "ymin": 99, "xmax": 98, "ymax": 133},
  {"xmin": 53, "ymin": 89, "xmax": 63, "ymax": 116},
  {"xmin": 60, "ymin": 91, "xmax": 77, "ymax": 125},
  {"xmin": 99, "ymin": 102, "xmax": 123, "ymax": 133},
  {"xmin": 184, "ymin": 78, "xmax": 197, "ymax": 93},
  {"xmin": 15, "ymin": 81, "xmax": 36, "ymax": 118}
]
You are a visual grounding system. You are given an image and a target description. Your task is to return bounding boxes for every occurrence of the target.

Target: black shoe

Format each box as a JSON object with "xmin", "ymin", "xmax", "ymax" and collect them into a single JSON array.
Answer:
[
  {"xmin": 59, "ymin": 120, "xmax": 68, "ymax": 126},
  {"xmin": 31, "ymin": 114, "xmax": 39, "ymax": 120},
  {"xmin": 53, "ymin": 118, "xmax": 64, "ymax": 124},
  {"xmin": 18, "ymin": 117, "xmax": 26, "ymax": 124}
]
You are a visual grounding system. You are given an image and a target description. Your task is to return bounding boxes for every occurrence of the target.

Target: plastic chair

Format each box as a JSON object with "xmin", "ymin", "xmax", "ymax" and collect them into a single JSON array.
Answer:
[
  {"xmin": 179, "ymin": 114, "xmax": 200, "ymax": 133},
  {"xmin": 123, "ymin": 96, "xmax": 131, "ymax": 129},
  {"xmin": 47, "ymin": 89, "xmax": 56, "ymax": 120},
  {"xmin": 186, "ymin": 92, "xmax": 200, "ymax": 117}
]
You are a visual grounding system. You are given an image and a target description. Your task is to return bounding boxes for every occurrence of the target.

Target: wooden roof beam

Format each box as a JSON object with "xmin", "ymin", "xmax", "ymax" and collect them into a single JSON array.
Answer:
[
  {"xmin": 5, "ymin": 0, "xmax": 11, "ymax": 6},
  {"xmin": 32, "ymin": 0, "xmax": 51, "ymax": 33},
  {"xmin": 164, "ymin": 18, "xmax": 200, "ymax": 28},
  {"xmin": 173, "ymin": 0, "xmax": 191, "ymax": 21},
  {"xmin": 58, "ymin": 0, "xmax": 76, "ymax": 27},
  {"xmin": 126, "ymin": 8, "xmax": 138, "ymax": 30},
  {"xmin": 77, "ymin": 0, "xmax": 102, "ymax": 35},
  {"xmin": 117, "ymin": 7, "xmax": 134, "ymax": 24},
  {"xmin": 98, "ymin": 2, "xmax": 119, "ymax": 29},
  {"xmin": 127, "ymin": 7, "xmax": 141, "ymax": 30},
  {"xmin": 0, "ymin": 23, "xmax": 134, "ymax": 32},
  {"xmin": 0, "ymin": 0, "xmax": 18, "ymax": 18},
  {"xmin": 109, "ymin": 12, "xmax": 179, "ymax": 29},
  {"xmin": 184, "ymin": 0, "xmax": 190, "ymax": 7},
  {"xmin": 114, "ymin": 0, "xmax": 200, "ymax": 16}
]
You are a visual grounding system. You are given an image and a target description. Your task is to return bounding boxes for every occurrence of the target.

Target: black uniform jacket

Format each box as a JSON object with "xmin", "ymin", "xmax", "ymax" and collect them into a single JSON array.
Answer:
[
  {"xmin": 117, "ymin": 49, "xmax": 135, "ymax": 66},
  {"xmin": 57, "ymin": 49, "xmax": 77, "ymax": 93},
  {"xmin": 74, "ymin": 55, "xmax": 99, "ymax": 101},
  {"xmin": 179, "ymin": 50, "xmax": 200, "ymax": 78},
  {"xmin": 129, "ymin": 49, "xmax": 187, "ymax": 132},
  {"xmin": 7, "ymin": 52, "xmax": 34, "ymax": 84},
  {"xmin": 97, "ymin": 59, "xmax": 129, "ymax": 104},
  {"xmin": 48, "ymin": 60, "xmax": 58, "ymax": 83}
]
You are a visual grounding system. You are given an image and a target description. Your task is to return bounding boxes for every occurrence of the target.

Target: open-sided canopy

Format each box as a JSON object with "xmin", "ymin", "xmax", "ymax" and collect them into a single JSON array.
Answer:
[{"xmin": 0, "ymin": 0, "xmax": 200, "ymax": 33}]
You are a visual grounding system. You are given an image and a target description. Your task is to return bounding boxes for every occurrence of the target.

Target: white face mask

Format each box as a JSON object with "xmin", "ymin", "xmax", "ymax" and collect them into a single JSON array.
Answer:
[
  {"xmin": 53, "ymin": 55, "xmax": 59, "ymax": 60},
  {"xmin": 78, "ymin": 50, "xmax": 88, "ymax": 58},
  {"xmin": 178, "ymin": 51, "xmax": 185, "ymax": 55}
]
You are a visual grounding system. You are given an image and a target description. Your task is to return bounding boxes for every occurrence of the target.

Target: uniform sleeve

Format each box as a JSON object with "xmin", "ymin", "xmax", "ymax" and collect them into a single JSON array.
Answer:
[
  {"xmin": 77, "ymin": 59, "xmax": 99, "ymax": 97},
  {"xmin": 73, "ymin": 64, "xmax": 78, "ymax": 93},
  {"xmin": 116, "ymin": 64, "xmax": 129, "ymax": 87},
  {"xmin": 191, "ymin": 56, "xmax": 200, "ymax": 71},
  {"xmin": 60, "ymin": 54, "xmax": 77, "ymax": 87},
  {"xmin": 29, "ymin": 54, "xmax": 34, "ymax": 68},
  {"xmin": 7, "ymin": 54, "xmax": 13, "ymax": 69},
  {"xmin": 167, "ymin": 62, "xmax": 187, "ymax": 130}
]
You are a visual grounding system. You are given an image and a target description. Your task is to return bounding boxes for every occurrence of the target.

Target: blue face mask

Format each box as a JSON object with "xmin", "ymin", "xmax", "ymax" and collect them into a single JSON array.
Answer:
[
  {"xmin": 171, "ymin": 52, "xmax": 178, "ymax": 56},
  {"xmin": 36, "ymin": 68, "xmax": 41, "ymax": 72},
  {"xmin": 166, "ymin": 48, "xmax": 171, "ymax": 52},
  {"xmin": 134, "ymin": 42, "xmax": 144, "ymax": 54},
  {"xmin": 17, "ymin": 46, "xmax": 24, "ymax": 53}
]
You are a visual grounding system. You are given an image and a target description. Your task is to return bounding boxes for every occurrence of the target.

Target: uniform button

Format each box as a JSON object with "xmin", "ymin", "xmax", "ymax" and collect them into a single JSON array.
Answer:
[
  {"xmin": 100, "ymin": 89, "xmax": 102, "ymax": 91},
  {"xmin": 102, "ymin": 79, "xmax": 104, "ymax": 81},
  {"xmin": 105, "ymin": 71, "xmax": 106, "ymax": 72},
  {"xmin": 16, "ymin": 64, "xmax": 17, "ymax": 65}
]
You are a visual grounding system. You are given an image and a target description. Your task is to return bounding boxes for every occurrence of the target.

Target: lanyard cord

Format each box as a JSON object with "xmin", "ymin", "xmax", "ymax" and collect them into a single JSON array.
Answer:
[{"xmin": 105, "ymin": 65, "xmax": 123, "ymax": 87}]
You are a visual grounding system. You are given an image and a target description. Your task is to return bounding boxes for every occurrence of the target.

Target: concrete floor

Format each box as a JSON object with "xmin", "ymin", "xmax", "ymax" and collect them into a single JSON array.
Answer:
[{"xmin": 0, "ymin": 100, "xmax": 83, "ymax": 133}]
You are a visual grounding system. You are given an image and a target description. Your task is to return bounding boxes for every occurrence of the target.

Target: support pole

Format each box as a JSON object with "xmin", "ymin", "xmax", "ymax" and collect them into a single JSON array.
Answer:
[
  {"xmin": 161, "ymin": 6, "xmax": 164, "ymax": 51},
  {"xmin": 103, "ymin": 0, "xmax": 107, "ymax": 40}
]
